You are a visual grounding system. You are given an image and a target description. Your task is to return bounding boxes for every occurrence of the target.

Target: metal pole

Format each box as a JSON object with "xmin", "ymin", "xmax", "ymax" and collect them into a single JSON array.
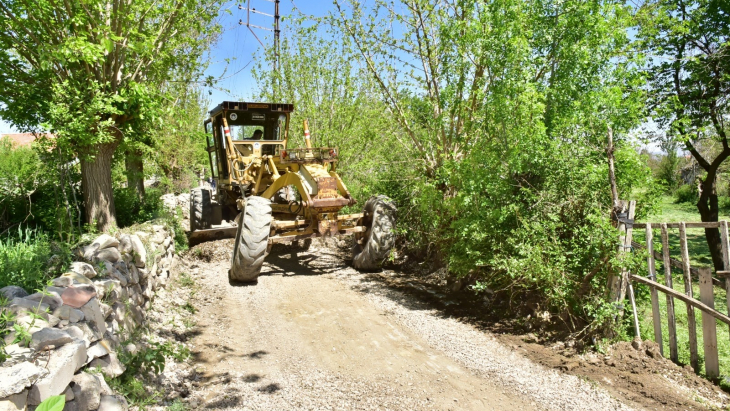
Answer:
[{"xmin": 274, "ymin": 0, "xmax": 280, "ymax": 72}]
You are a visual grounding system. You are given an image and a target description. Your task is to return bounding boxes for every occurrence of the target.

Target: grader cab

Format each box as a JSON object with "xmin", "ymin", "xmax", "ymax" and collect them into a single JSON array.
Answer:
[{"xmin": 188, "ymin": 101, "xmax": 396, "ymax": 282}]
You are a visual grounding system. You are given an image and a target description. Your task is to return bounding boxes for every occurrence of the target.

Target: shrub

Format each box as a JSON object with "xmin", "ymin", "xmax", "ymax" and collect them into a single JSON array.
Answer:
[
  {"xmin": 0, "ymin": 227, "xmax": 53, "ymax": 292},
  {"xmin": 114, "ymin": 187, "xmax": 165, "ymax": 228},
  {"xmin": 674, "ymin": 184, "xmax": 698, "ymax": 204}
]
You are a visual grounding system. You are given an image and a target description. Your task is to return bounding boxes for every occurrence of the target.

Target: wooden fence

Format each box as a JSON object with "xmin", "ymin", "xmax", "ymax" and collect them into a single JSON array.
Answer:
[{"xmin": 625, "ymin": 219, "xmax": 730, "ymax": 379}]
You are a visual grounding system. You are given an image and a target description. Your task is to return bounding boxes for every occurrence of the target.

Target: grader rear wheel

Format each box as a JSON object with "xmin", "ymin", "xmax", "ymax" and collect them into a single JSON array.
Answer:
[
  {"xmin": 352, "ymin": 195, "xmax": 396, "ymax": 271},
  {"xmin": 190, "ymin": 188, "xmax": 212, "ymax": 231},
  {"xmin": 229, "ymin": 197, "xmax": 272, "ymax": 283}
]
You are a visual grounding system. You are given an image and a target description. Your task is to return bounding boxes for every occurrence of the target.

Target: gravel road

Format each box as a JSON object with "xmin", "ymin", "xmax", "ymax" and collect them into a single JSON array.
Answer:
[{"xmin": 167, "ymin": 240, "xmax": 639, "ymax": 411}]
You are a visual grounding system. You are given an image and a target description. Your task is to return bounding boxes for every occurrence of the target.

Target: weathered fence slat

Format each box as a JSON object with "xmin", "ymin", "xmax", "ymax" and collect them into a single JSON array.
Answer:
[
  {"xmin": 679, "ymin": 222, "xmax": 699, "ymax": 372},
  {"xmin": 721, "ymin": 221, "xmax": 730, "ymax": 340},
  {"xmin": 699, "ymin": 268, "xmax": 720, "ymax": 380},
  {"xmin": 660, "ymin": 223, "xmax": 679, "ymax": 362},
  {"xmin": 634, "ymin": 222, "xmax": 723, "ymax": 229},
  {"xmin": 631, "ymin": 241, "xmax": 724, "ymax": 287},
  {"xmin": 630, "ymin": 275, "xmax": 730, "ymax": 325},
  {"xmin": 645, "ymin": 225, "xmax": 663, "ymax": 354}
]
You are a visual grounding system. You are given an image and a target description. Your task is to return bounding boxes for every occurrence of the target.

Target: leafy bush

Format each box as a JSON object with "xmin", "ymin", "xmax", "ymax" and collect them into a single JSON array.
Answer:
[
  {"xmin": 114, "ymin": 188, "xmax": 165, "ymax": 228},
  {"xmin": 674, "ymin": 184, "xmax": 698, "ymax": 204},
  {"xmin": 0, "ymin": 227, "xmax": 53, "ymax": 292}
]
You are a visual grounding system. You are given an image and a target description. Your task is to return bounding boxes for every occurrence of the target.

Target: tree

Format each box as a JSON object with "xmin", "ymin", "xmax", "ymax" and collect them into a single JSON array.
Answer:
[
  {"xmin": 637, "ymin": 0, "xmax": 730, "ymax": 270},
  {"xmin": 0, "ymin": 0, "xmax": 221, "ymax": 231}
]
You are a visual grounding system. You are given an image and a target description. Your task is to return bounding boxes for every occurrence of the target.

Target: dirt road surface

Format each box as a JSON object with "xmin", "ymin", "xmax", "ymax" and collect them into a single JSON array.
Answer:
[{"xmin": 171, "ymin": 240, "xmax": 643, "ymax": 411}]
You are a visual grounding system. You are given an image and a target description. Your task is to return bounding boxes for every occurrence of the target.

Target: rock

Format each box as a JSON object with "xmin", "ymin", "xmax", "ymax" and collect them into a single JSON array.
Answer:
[
  {"xmin": 10, "ymin": 297, "xmax": 50, "ymax": 316},
  {"xmin": 60, "ymin": 286, "xmax": 97, "ymax": 309},
  {"xmin": 107, "ymin": 270, "xmax": 128, "ymax": 287},
  {"xmin": 129, "ymin": 305, "xmax": 144, "ymax": 325},
  {"xmin": 162, "ymin": 237, "xmax": 171, "ymax": 249},
  {"xmin": 87, "ymin": 235, "xmax": 119, "ymax": 254},
  {"xmin": 99, "ymin": 302, "xmax": 112, "ymax": 319},
  {"xmin": 129, "ymin": 235, "xmax": 146, "ymax": 268},
  {"xmin": 123, "ymin": 343, "xmax": 138, "ymax": 355},
  {"xmin": 27, "ymin": 340, "xmax": 86, "ymax": 405},
  {"xmin": 93, "ymin": 248, "xmax": 121, "ymax": 264},
  {"xmin": 30, "ymin": 328, "xmax": 73, "ymax": 351},
  {"xmin": 64, "ymin": 323, "xmax": 101, "ymax": 347},
  {"xmin": 0, "ymin": 363, "xmax": 49, "ymax": 397},
  {"xmin": 59, "ymin": 272, "xmax": 93, "ymax": 286},
  {"xmin": 79, "ymin": 298, "xmax": 107, "ymax": 336},
  {"xmin": 52, "ymin": 277, "xmax": 73, "ymax": 287},
  {"xmin": 25, "ymin": 293, "xmax": 63, "ymax": 311},
  {"xmin": 69, "ymin": 262, "xmax": 97, "ymax": 279},
  {"xmin": 47, "ymin": 315, "xmax": 60, "ymax": 327},
  {"xmin": 70, "ymin": 373, "xmax": 101, "ymax": 411},
  {"xmin": 127, "ymin": 265, "xmax": 139, "ymax": 285},
  {"xmin": 98, "ymin": 395, "xmax": 128, "ymax": 411},
  {"xmin": 1, "ymin": 286, "xmax": 28, "ymax": 300},
  {"xmin": 63, "ymin": 385, "xmax": 74, "ymax": 401},
  {"xmin": 95, "ymin": 375, "xmax": 113, "ymax": 396},
  {"xmin": 53, "ymin": 306, "xmax": 85, "ymax": 323},
  {"xmin": 13, "ymin": 315, "xmax": 50, "ymax": 334},
  {"xmin": 64, "ymin": 399, "xmax": 80, "ymax": 411},
  {"xmin": 118, "ymin": 235, "xmax": 133, "ymax": 254},
  {"xmin": 93, "ymin": 280, "xmax": 124, "ymax": 302},
  {"xmin": 3, "ymin": 344, "xmax": 34, "ymax": 363},
  {"xmin": 0, "ymin": 390, "xmax": 28, "ymax": 411},
  {"xmin": 85, "ymin": 341, "xmax": 110, "ymax": 365},
  {"xmin": 88, "ymin": 352, "xmax": 125, "ymax": 378}
]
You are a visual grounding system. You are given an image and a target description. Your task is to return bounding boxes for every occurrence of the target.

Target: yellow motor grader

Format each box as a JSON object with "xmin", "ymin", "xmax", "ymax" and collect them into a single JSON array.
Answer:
[{"xmin": 188, "ymin": 101, "xmax": 396, "ymax": 282}]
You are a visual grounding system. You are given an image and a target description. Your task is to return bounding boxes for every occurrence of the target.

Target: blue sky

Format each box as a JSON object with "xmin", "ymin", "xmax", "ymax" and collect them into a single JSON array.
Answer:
[
  {"xmin": 0, "ymin": 0, "xmax": 334, "ymax": 133},
  {"xmin": 203, "ymin": 0, "xmax": 337, "ymax": 109}
]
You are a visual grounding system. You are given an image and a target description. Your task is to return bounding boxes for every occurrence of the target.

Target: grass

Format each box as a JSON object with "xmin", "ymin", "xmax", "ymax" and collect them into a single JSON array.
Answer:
[
  {"xmin": 630, "ymin": 195, "xmax": 730, "ymax": 386},
  {"xmin": 0, "ymin": 227, "xmax": 54, "ymax": 292}
]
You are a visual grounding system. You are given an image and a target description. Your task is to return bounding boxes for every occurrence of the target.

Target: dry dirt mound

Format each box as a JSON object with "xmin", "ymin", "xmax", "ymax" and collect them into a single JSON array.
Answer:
[{"xmin": 185, "ymin": 239, "xmax": 235, "ymax": 263}]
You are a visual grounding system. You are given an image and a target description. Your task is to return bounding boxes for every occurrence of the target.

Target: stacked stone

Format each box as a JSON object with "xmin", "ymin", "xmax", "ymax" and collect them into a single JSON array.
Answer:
[{"xmin": 0, "ymin": 224, "xmax": 177, "ymax": 411}]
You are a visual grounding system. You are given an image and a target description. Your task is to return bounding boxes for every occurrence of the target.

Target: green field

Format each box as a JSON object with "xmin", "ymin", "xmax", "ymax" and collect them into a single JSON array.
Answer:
[{"xmin": 631, "ymin": 196, "xmax": 730, "ymax": 385}]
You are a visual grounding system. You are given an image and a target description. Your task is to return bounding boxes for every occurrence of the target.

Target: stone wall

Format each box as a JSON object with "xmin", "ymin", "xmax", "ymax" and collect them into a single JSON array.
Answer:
[{"xmin": 0, "ymin": 223, "xmax": 178, "ymax": 411}]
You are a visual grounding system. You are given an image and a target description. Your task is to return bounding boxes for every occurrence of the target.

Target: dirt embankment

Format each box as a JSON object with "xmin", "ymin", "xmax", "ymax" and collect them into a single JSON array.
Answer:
[{"xmin": 145, "ymin": 239, "xmax": 729, "ymax": 411}]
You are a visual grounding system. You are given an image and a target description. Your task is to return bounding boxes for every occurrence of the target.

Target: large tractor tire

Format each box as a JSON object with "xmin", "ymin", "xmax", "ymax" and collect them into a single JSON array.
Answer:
[
  {"xmin": 352, "ymin": 195, "xmax": 397, "ymax": 271},
  {"xmin": 190, "ymin": 188, "xmax": 213, "ymax": 231},
  {"xmin": 229, "ymin": 197, "xmax": 272, "ymax": 283}
]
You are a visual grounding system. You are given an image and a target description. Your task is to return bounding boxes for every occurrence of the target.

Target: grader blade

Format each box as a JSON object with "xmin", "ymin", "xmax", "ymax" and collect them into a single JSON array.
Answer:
[{"xmin": 187, "ymin": 226, "xmax": 238, "ymax": 247}]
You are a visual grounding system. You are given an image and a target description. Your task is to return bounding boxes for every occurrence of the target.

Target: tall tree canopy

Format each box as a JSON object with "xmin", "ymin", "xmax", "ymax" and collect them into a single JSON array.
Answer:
[
  {"xmin": 637, "ymin": 0, "xmax": 730, "ymax": 270},
  {"xmin": 0, "ymin": 0, "xmax": 221, "ymax": 231}
]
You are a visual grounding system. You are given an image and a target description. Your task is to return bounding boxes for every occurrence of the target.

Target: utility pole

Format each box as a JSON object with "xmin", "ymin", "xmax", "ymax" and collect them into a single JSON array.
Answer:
[{"xmin": 239, "ymin": 0, "xmax": 281, "ymax": 72}]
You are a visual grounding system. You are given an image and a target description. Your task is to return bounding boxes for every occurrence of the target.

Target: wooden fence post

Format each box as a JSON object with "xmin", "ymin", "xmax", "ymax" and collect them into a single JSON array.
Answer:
[
  {"xmin": 646, "ymin": 225, "xmax": 663, "ymax": 355},
  {"xmin": 699, "ymin": 268, "xmax": 719, "ymax": 380},
  {"xmin": 720, "ymin": 220, "xmax": 730, "ymax": 340},
  {"xmin": 609, "ymin": 200, "xmax": 636, "ymax": 308},
  {"xmin": 679, "ymin": 222, "xmax": 699, "ymax": 372},
  {"xmin": 661, "ymin": 223, "xmax": 679, "ymax": 362}
]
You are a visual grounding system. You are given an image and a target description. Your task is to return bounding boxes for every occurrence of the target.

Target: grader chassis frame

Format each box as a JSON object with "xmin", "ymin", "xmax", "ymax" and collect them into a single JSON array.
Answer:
[{"xmin": 188, "ymin": 101, "xmax": 396, "ymax": 282}]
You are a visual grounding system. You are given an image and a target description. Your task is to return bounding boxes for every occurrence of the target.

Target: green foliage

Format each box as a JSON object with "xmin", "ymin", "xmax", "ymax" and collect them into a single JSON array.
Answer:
[
  {"xmin": 674, "ymin": 185, "xmax": 699, "ymax": 205},
  {"xmin": 114, "ymin": 188, "xmax": 165, "ymax": 228},
  {"xmin": 112, "ymin": 340, "xmax": 190, "ymax": 406},
  {"xmin": 317, "ymin": 0, "xmax": 653, "ymax": 334},
  {"xmin": 0, "ymin": 227, "xmax": 54, "ymax": 291},
  {"xmin": 36, "ymin": 395, "xmax": 65, "ymax": 411}
]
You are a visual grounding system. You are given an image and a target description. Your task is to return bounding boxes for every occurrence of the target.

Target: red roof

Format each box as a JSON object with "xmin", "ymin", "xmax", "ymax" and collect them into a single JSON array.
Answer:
[{"xmin": 1, "ymin": 133, "xmax": 52, "ymax": 147}]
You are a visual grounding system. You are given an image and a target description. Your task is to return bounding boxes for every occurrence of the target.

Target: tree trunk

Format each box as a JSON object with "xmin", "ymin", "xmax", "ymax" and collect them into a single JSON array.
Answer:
[
  {"xmin": 81, "ymin": 142, "xmax": 117, "ymax": 232},
  {"xmin": 697, "ymin": 179, "xmax": 724, "ymax": 272},
  {"xmin": 125, "ymin": 148, "xmax": 145, "ymax": 200}
]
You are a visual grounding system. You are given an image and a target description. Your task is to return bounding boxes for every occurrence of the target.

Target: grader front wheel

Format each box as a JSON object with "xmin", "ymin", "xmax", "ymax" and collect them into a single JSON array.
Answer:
[
  {"xmin": 229, "ymin": 197, "xmax": 272, "ymax": 283},
  {"xmin": 353, "ymin": 195, "xmax": 397, "ymax": 271}
]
